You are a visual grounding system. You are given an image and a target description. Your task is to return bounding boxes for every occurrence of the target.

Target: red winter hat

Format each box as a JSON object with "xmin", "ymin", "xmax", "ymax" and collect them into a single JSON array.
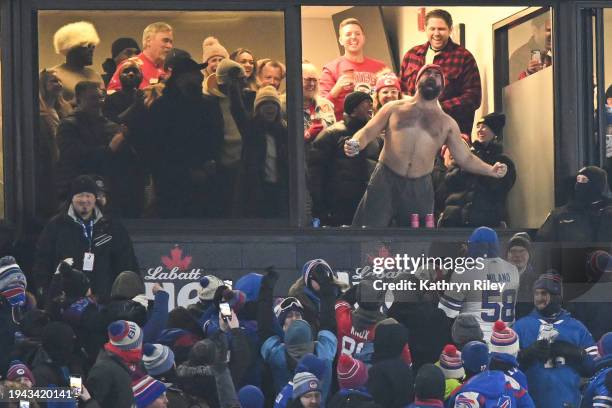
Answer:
[
  {"xmin": 337, "ymin": 353, "xmax": 368, "ymax": 390},
  {"xmin": 6, "ymin": 360, "xmax": 35, "ymax": 385},
  {"xmin": 416, "ymin": 64, "xmax": 445, "ymax": 88},
  {"xmin": 375, "ymin": 73, "xmax": 401, "ymax": 93}
]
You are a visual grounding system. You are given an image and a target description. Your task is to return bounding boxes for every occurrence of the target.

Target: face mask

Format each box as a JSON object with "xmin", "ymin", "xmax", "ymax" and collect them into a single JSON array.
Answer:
[
  {"xmin": 574, "ymin": 182, "xmax": 601, "ymax": 203},
  {"xmin": 418, "ymin": 77, "xmax": 441, "ymax": 100},
  {"xmin": 539, "ymin": 294, "xmax": 562, "ymax": 318}
]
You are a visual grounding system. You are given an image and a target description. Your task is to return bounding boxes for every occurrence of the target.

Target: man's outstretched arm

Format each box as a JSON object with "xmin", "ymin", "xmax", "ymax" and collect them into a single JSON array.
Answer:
[
  {"xmin": 344, "ymin": 101, "xmax": 397, "ymax": 157},
  {"xmin": 446, "ymin": 122, "xmax": 507, "ymax": 178}
]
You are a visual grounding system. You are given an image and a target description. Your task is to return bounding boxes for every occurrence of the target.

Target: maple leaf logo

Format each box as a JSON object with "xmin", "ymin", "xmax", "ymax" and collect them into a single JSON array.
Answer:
[
  {"xmin": 161, "ymin": 245, "xmax": 192, "ymax": 271},
  {"xmin": 366, "ymin": 245, "xmax": 392, "ymax": 264}
]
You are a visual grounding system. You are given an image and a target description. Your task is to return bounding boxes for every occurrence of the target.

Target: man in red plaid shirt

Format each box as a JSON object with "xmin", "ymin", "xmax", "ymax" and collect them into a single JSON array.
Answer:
[{"xmin": 399, "ymin": 9, "xmax": 481, "ymax": 135}]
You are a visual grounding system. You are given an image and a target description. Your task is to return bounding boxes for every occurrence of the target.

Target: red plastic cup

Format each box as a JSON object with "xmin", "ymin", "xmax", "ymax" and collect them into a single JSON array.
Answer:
[
  {"xmin": 411, "ymin": 214, "xmax": 420, "ymax": 228},
  {"xmin": 425, "ymin": 213, "xmax": 435, "ymax": 228}
]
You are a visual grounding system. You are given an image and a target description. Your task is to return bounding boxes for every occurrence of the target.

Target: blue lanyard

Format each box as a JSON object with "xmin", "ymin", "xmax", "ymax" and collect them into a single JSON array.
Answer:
[{"xmin": 80, "ymin": 219, "xmax": 94, "ymax": 251}]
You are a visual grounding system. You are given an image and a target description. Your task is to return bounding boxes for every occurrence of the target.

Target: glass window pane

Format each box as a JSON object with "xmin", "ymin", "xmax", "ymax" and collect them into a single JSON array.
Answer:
[
  {"xmin": 508, "ymin": 9, "xmax": 552, "ymax": 84},
  {"xmin": 37, "ymin": 10, "xmax": 287, "ymax": 220}
]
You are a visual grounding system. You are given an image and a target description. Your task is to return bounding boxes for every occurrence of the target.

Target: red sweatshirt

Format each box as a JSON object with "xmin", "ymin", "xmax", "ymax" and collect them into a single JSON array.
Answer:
[{"xmin": 319, "ymin": 56, "xmax": 387, "ymax": 121}]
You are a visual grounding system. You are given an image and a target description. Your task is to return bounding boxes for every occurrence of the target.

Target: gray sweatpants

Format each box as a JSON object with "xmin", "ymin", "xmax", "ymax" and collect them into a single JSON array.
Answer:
[{"xmin": 352, "ymin": 162, "xmax": 434, "ymax": 227}]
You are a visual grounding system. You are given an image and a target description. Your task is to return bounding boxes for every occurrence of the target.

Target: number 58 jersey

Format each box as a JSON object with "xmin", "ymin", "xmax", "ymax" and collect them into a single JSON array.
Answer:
[{"xmin": 438, "ymin": 257, "xmax": 520, "ymax": 341}]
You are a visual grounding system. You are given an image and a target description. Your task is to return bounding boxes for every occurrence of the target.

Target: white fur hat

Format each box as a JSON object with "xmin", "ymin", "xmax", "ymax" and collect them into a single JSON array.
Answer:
[{"xmin": 53, "ymin": 21, "xmax": 100, "ymax": 55}]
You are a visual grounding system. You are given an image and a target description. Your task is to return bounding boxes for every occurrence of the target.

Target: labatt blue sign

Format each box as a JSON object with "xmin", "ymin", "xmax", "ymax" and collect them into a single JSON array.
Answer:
[{"xmin": 143, "ymin": 245, "xmax": 204, "ymax": 310}]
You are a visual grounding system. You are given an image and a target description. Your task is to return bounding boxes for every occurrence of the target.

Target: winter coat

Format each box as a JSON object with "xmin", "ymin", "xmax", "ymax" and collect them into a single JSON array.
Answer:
[
  {"xmin": 513, "ymin": 309, "xmax": 597, "ymax": 407},
  {"xmin": 237, "ymin": 117, "xmax": 289, "ymax": 218},
  {"xmin": 366, "ymin": 358, "xmax": 414, "ymax": 408},
  {"xmin": 328, "ymin": 389, "xmax": 381, "ymax": 408},
  {"xmin": 54, "ymin": 110, "xmax": 119, "ymax": 200},
  {"xmin": 0, "ymin": 301, "xmax": 20, "ymax": 374},
  {"xmin": 536, "ymin": 198, "xmax": 612, "ymax": 243},
  {"xmin": 86, "ymin": 350, "xmax": 135, "ymax": 408},
  {"xmin": 32, "ymin": 206, "xmax": 139, "ymax": 304},
  {"xmin": 260, "ymin": 330, "xmax": 337, "ymax": 398},
  {"xmin": 31, "ymin": 346, "xmax": 84, "ymax": 408},
  {"xmin": 307, "ymin": 117, "xmax": 381, "ymax": 226},
  {"xmin": 287, "ymin": 278, "xmax": 321, "ymax": 333},
  {"xmin": 581, "ymin": 355, "xmax": 612, "ymax": 408},
  {"xmin": 515, "ymin": 263, "xmax": 540, "ymax": 319},
  {"xmin": 144, "ymin": 87, "xmax": 224, "ymax": 218},
  {"xmin": 447, "ymin": 371, "xmax": 534, "ymax": 408},
  {"xmin": 387, "ymin": 301, "xmax": 453, "ymax": 371},
  {"xmin": 440, "ymin": 141, "xmax": 516, "ymax": 228}
]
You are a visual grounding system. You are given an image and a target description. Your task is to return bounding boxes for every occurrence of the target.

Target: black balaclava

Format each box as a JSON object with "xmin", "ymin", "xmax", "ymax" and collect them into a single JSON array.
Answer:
[{"xmin": 575, "ymin": 166, "xmax": 608, "ymax": 204}]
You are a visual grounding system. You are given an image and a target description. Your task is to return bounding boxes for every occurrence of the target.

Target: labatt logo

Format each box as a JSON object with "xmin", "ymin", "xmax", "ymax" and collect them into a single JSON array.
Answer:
[
  {"xmin": 145, "ymin": 245, "xmax": 203, "ymax": 281},
  {"xmin": 144, "ymin": 245, "xmax": 203, "ymax": 310}
]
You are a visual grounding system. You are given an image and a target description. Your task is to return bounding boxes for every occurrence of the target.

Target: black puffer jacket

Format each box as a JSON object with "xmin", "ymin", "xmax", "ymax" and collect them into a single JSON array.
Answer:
[
  {"xmin": 237, "ymin": 117, "xmax": 289, "ymax": 218},
  {"xmin": 307, "ymin": 116, "xmax": 381, "ymax": 226},
  {"xmin": 440, "ymin": 141, "xmax": 516, "ymax": 227},
  {"xmin": 32, "ymin": 207, "xmax": 139, "ymax": 304},
  {"xmin": 536, "ymin": 198, "xmax": 612, "ymax": 243},
  {"xmin": 86, "ymin": 350, "xmax": 135, "ymax": 408}
]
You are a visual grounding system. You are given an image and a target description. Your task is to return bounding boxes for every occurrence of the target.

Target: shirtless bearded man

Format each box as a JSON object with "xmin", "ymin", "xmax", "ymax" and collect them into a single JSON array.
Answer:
[{"xmin": 344, "ymin": 64, "xmax": 507, "ymax": 227}]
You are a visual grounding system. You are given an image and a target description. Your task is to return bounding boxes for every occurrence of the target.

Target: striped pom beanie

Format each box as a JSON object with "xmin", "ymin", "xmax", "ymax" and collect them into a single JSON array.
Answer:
[
  {"xmin": 0, "ymin": 256, "xmax": 27, "ymax": 307},
  {"xmin": 198, "ymin": 275, "xmax": 224, "ymax": 301},
  {"xmin": 292, "ymin": 372, "xmax": 321, "ymax": 399},
  {"xmin": 108, "ymin": 320, "xmax": 143, "ymax": 351},
  {"xmin": 439, "ymin": 344, "xmax": 465, "ymax": 379},
  {"xmin": 489, "ymin": 321, "xmax": 520, "ymax": 357},
  {"xmin": 133, "ymin": 375, "xmax": 167, "ymax": 408},
  {"xmin": 143, "ymin": 343, "xmax": 175, "ymax": 376}
]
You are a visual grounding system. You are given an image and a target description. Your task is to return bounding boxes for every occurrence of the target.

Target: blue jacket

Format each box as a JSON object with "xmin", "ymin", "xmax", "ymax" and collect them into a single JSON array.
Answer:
[
  {"xmin": 581, "ymin": 355, "xmax": 612, "ymax": 408},
  {"xmin": 513, "ymin": 309, "xmax": 597, "ymax": 408},
  {"xmin": 489, "ymin": 353, "xmax": 528, "ymax": 390},
  {"xmin": 143, "ymin": 290, "xmax": 169, "ymax": 343},
  {"xmin": 261, "ymin": 329, "xmax": 337, "ymax": 399},
  {"xmin": 274, "ymin": 382, "xmax": 292, "ymax": 408},
  {"xmin": 446, "ymin": 371, "xmax": 534, "ymax": 408}
]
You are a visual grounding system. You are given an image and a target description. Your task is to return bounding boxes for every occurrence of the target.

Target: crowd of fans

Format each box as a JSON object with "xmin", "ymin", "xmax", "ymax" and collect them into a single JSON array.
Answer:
[
  {"xmin": 34, "ymin": 9, "xmax": 527, "ymax": 227},
  {"xmin": 14, "ymin": 6, "xmax": 612, "ymax": 408},
  {"xmin": 2, "ymin": 225, "xmax": 612, "ymax": 407}
]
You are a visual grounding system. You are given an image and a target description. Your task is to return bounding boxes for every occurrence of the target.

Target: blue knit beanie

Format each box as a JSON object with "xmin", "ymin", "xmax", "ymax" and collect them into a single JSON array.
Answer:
[
  {"xmin": 296, "ymin": 353, "xmax": 327, "ymax": 379},
  {"xmin": 238, "ymin": 385, "xmax": 264, "ymax": 408},
  {"xmin": 461, "ymin": 341, "xmax": 489, "ymax": 374},
  {"xmin": 285, "ymin": 319, "xmax": 313, "ymax": 346}
]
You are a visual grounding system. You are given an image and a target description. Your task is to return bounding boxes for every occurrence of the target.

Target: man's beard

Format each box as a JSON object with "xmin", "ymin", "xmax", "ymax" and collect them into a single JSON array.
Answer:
[{"xmin": 418, "ymin": 78, "xmax": 442, "ymax": 100}]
